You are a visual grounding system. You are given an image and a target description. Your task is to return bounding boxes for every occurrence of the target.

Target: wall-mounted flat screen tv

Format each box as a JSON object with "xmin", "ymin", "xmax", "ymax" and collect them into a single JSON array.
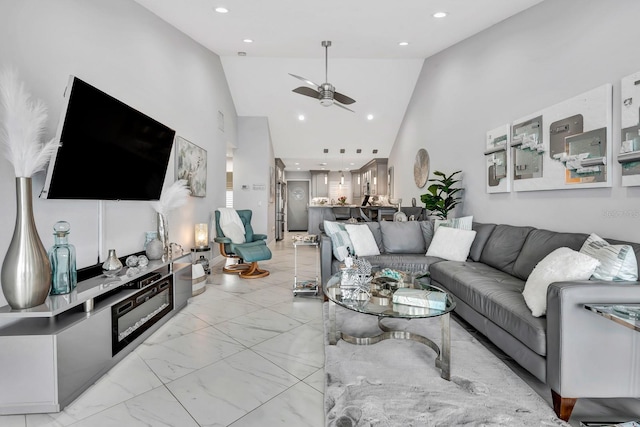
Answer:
[{"xmin": 40, "ymin": 76, "xmax": 175, "ymax": 200}]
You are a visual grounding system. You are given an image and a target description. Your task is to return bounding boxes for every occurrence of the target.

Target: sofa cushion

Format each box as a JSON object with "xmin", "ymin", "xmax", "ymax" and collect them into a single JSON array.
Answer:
[
  {"xmin": 430, "ymin": 261, "xmax": 547, "ymax": 356},
  {"xmin": 469, "ymin": 222, "xmax": 496, "ymax": 262},
  {"xmin": 480, "ymin": 224, "xmax": 534, "ymax": 276},
  {"xmin": 512, "ymin": 228, "xmax": 588, "ymax": 281},
  {"xmin": 380, "ymin": 221, "xmax": 425, "ymax": 253},
  {"xmin": 426, "ymin": 227, "xmax": 477, "ymax": 262},
  {"xmin": 580, "ymin": 233, "xmax": 638, "ymax": 281}
]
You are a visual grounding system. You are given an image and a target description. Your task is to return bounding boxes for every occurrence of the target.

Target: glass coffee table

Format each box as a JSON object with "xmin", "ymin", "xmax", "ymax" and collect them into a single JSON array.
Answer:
[{"xmin": 324, "ymin": 272, "xmax": 456, "ymax": 380}]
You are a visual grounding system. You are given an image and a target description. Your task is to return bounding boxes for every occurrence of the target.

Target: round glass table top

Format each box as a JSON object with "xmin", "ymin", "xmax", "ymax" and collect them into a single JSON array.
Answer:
[{"xmin": 324, "ymin": 271, "xmax": 455, "ymax": 319}]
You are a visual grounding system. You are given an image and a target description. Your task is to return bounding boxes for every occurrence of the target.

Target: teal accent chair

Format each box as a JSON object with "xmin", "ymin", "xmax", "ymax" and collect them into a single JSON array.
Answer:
[{"xmin": 213, "ymin": 209, "xmax": 271, "ymax": 278}]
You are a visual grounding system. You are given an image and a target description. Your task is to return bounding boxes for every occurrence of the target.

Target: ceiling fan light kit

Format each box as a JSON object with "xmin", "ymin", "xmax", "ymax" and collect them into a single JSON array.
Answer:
[{"xmin": 290, "ymin": 40, "xmax": 356, "ymax": 112}]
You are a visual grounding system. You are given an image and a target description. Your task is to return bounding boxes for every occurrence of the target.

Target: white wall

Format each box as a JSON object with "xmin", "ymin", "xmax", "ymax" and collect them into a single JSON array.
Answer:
[
  {"xmin": 390, "ymin": 0, "xmax": 640, "ymax": 242},
  {"xmin": 234, "ymin": 117, "xmax": 275, "ymax": 241},
  {"xmin": 0, "ymin": 0, "xmax": 237, "ymax": 306}
]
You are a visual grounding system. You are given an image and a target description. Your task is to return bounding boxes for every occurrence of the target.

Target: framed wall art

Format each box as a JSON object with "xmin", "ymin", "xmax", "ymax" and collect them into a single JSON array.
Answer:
[
  {"xmin": 511, "ymin": 84, "xmax": 612, "ymax": 192},
  {"xmin": 175, "ymin": 136, "xmax": 207, "ymax": 197},
  {"xmin": 485, "ymin": 124, "xmax": 511, "ymax": 193},
  {"xmin": 620, "ymin": 70, "xmax": 640, "ymax": 186}
]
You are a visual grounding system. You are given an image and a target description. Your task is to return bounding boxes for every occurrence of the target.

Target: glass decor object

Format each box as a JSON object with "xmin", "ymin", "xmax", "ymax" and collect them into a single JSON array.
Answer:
[
  {"xmin": 195, "ymin": 223, "xmax": 208, "ymax": 248},
  {"xmin": 144, "ymin": 231, "xmax": 157, "ymax": 249},
  {"xmin": 145, "ymin": 239, "xmax": 163, "ymax": 260},
  {"xmin": 48, "ymin": 221, "xmax": 77, "ymax": 295},
  {"xmin": 102, "ymin": 249, "xmax": 123, "ymax": 277}
]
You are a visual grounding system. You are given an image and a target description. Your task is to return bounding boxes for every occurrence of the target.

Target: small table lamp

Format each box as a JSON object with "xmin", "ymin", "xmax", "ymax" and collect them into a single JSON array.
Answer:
[{"xmin": 194, "ymin": 223, "xmax": 208, "ymax": 248}]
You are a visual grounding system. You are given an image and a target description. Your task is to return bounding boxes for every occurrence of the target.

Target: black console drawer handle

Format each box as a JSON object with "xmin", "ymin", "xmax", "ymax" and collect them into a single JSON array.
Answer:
[
  {"xmin": 158, "ymin": 280, "xmax": 170, "ymax": 291},
  {"xmin": 136, "ymin": 287, "xmax": 157, "ymax": 304},
  {"xmin": 115, "ymin": 300, "xmax": 133, "ymax": 315},
  {"xmin": 139, "ymin": 273, "xmax": 162, "ymax": 288}
]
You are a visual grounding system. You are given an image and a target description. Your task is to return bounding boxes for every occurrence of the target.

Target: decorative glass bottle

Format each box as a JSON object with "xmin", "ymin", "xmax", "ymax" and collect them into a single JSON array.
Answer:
[
  {"xmin": 48, "ymin": 221, "xmax": 77, "ymax": 295},
  {"xmin": 102, "ymin": 249, "xmax": 123, "ymax": 277}
]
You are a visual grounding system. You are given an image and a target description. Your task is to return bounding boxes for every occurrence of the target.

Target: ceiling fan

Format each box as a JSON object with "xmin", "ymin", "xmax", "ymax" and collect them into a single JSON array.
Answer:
[{"xmin": 289, "ymin": 40, "xmax": 356, "ymax": 112}]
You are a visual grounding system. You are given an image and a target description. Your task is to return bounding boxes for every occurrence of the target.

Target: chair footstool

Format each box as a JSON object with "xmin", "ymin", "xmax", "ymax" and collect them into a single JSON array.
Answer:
[{"xmin": 234, "ymin": 244, "xmax": 272, "ymax": 279}]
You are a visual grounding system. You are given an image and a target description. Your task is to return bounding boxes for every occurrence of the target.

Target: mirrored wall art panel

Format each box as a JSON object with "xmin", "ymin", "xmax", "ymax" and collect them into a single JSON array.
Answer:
[
  {"xmin": 485, "ymin": 124, "xmax": 511, "ymax": 193},
  {"xmin": 512, "ymin": 84, "xmax": 612, "ymax": 192},
  {"xmin": 620, "ymin": 70, "xmax": 640, "ymax": 187}
]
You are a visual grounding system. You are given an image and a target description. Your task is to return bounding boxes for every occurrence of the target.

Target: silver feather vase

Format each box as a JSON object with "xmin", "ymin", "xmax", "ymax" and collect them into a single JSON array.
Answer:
[
  {"xmin": 1, "ymin": 177, "xmax": 52, "ymax": 309},
  {"xmin": 156, "ymin": 212, "xmax": 169, "ymax": 259}
]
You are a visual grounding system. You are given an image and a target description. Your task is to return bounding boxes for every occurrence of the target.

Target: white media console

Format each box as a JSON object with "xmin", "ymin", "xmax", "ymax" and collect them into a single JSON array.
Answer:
[{"xmin": 0, "ymin": 256, "xmax": 192, "ymax": 415}]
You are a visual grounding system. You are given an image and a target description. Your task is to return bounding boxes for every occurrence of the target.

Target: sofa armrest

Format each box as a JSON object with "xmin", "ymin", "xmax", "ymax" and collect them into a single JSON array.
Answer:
[
  {"xmin": 214, "ymin": 236, "xmax": 231, "ymax": 244},
  {"xmin": 546, "ymin": 281, "xmax": 640, "ymax": 398},
  {"xmin": 252, "ymin": 234, "xmax": 268, "ymax": 241},
  {"xmin": 320, "ymin": 233, "xmax": 334, "ymax": 287}
]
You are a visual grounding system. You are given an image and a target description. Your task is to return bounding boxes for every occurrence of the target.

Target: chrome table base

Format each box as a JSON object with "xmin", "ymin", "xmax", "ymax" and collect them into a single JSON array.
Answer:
[{"xmin": 328, "ymin": 300, "xmax": 451, "ymax": 380}]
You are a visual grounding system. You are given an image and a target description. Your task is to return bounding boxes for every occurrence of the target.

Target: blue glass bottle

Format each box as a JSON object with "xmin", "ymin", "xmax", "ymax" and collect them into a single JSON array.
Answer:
[{"xmin": 48, "ymin": 221, "xmax": 77, "ymax": 295}]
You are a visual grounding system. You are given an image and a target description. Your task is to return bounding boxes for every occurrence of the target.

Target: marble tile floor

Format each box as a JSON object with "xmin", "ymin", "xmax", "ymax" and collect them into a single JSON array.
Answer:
[
  {"xmin": 2, "ymin": 234, "xmax": 326, "ymax": 427},
  {"xmin": 2, "ymin": 231, "xmax": 639, "ymax": 426}
]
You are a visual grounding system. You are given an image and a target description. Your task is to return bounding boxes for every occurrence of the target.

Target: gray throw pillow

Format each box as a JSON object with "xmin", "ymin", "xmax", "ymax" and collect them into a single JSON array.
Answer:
[
  {"xmin": 419, "ymin": 221, "xmax": 434, "ymax": 249},
  {"xmin": 380, "ymin": 221, "xmax": 425, "ymax": 253}
]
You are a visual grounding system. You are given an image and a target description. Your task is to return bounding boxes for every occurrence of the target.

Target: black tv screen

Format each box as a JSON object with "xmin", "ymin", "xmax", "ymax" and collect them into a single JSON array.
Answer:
[{"xmin": 41, "ymin": 76, "xmax": 175, "ymax": 200}]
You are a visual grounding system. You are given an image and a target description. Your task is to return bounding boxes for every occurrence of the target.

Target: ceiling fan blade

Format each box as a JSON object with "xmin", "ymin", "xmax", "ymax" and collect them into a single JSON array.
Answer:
[
  {"xmin": 333, "ymin": 91, "xmax": 356, "ymax": 105},
  {"xmin": 332, "ymin": 102, "xmax": 355, "ymax": 113},
  {"xmin": 289, "ymin": 73, "xmax": 320, "ymax": 88},
  {"xmin": 292, "ymin": 86, "xmax": 321, "ymax": 99}
]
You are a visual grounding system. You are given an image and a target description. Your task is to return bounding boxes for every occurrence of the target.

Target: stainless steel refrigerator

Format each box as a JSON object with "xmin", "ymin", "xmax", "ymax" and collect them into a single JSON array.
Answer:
[{"xmin": 275, "ymin": 181, "xmax": 286, "ymax": 240}]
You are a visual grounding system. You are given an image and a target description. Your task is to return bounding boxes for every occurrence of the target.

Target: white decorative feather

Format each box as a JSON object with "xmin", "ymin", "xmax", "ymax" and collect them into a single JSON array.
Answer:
[
  {"xmin": 0, "ymin": 67, "xmax": 58, "ymax": 177},
  {"xmin": 150, "ymin": 179, "xmax": 190, "ymax": 216}
]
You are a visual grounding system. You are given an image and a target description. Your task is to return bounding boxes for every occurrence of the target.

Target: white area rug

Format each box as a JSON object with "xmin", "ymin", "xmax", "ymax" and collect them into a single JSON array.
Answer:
[{"xmin": 323, "ymin": 303, "xmax": 570, "ymax": 427}]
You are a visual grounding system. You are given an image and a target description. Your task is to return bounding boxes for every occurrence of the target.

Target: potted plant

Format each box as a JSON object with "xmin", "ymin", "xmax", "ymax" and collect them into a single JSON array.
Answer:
[
  {"xmin": 337, "ymin": 196, "xmax": 347, "ymax": 206},
  {"xmin": 420, "ymin": 170, "xmax": 462, "ymax": 220}
]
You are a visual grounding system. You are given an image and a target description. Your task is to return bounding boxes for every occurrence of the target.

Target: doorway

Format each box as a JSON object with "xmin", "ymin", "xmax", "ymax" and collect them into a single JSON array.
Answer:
[{"xmin": 287, "ymin": 180, "xmax": 309, "ymax": 231}]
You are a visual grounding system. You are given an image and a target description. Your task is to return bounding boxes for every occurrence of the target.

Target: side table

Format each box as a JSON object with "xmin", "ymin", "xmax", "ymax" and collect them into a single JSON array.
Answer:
[
  {"xmin": 293, "ymin": 240, "xmax": 319, "ymax": 296},
  {"xmin": 584, "ymin": 304, "xmax": 640, "ymax": 332}
]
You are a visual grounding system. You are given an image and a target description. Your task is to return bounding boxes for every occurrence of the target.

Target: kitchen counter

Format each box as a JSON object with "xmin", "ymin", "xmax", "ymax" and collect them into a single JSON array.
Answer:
[
  {"xmin": 307, "ymin": 205, "xmax": 403, "ymax": 235},
  {"xmin": 309, "ymin": 204, "xmax": 359, "ymax": 208}
]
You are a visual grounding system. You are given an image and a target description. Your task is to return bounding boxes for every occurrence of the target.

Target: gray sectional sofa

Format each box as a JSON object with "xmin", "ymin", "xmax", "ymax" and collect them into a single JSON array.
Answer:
[{"xmin": 319, "ymin": 220, "xmax": 640, "ymax": 421}]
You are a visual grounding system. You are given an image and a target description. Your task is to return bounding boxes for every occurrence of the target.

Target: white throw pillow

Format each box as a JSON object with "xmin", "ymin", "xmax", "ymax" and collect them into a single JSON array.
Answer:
[
  {"xmin": 433, "ymin": 215, "xmax": 473, "ymax": 233},
  {"xmin": 345, "ymin": 224, "xmax": 380, "ymax": 257},
  {"xmin": 522, "ymin": 247, "xmax": 600, "ymax": 317},
  {"xmin": 221, "ymin": 222, "xmax": 246, "ymax": 244},
  {"xmin": 579, "ymin": 233, "xmax": 638, "ymax": 281},
  {"xmin": 426, "ymin": 226, "xmax": 477, "ymax": 262}
]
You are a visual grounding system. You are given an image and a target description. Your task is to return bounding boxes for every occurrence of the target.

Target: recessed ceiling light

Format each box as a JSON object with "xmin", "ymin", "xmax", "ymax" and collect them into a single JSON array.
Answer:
[
  {"xmin": 214, "ymin": 7, "xmax": 228, "ymax": 13},
  {"xmin": 298, "ymin": 114, "xmax": 305, "ymax": 121},
  {"xmin": 349, "ymin": 162, "xmax": 355, "ymax": 166},
  {"xmin": 295, "ymin": 162, "xmax": 300, "ymax": 165},
  {"xmin": 367, "ymin": 114, "xmax": 374, "ymax": 120},
  {"xmin": 398, "ymin": 42, "xmax": 409, "ymax": 46},
  {"xmin": 243, "ymin": 39, "xmax": 253, "ymax": 43},
  {"xmin": 433, "ymin": 11, "xmax": 447, "ymax": 18},
  {"xmin": 297, "ymin": 167, "xmax": 300, "ymax": 170}
]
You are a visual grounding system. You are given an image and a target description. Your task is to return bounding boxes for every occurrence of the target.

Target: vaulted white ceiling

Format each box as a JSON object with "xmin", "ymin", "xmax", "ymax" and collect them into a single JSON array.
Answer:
[{"xmin": 134, "ymin": 0, "xmax": 543, "ymax": 172}]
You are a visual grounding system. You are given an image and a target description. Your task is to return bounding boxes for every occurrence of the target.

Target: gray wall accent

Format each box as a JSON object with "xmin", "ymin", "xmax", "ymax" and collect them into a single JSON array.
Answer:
[
  {"xmin": 0, "ymin": 0, "xmax": 238, "ymax": 306},
  {"xmin": 390, "ymin": 0, "xmax": 640, "ymax": 241},
  {"xmin": 235, "ymin": 117, "xmax": 276, "ymax": 240}
]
